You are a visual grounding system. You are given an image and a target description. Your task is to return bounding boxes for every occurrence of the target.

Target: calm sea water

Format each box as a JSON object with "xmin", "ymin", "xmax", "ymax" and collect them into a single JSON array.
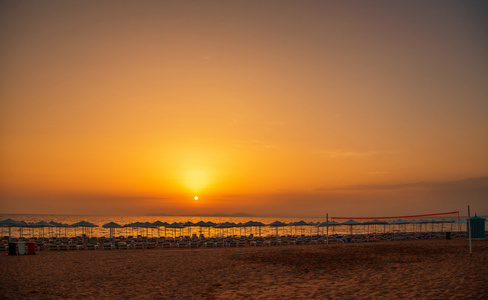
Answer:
[{"xmin": 0, "ymin": 214, "xmax": 471, "ymax": 238}]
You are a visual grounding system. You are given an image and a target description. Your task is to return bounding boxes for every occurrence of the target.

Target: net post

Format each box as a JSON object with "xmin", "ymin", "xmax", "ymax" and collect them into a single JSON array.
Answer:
[
  {"xmin": 468, "ymin": 205, "xmax": 472, "ymax": 257},
  {"xmin": 326, "ymin": 213, "xmax": 329, "ymax": 248}
]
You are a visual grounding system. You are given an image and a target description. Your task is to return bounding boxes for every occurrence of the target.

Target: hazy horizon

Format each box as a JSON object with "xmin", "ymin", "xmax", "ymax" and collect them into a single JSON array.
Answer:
[{"xmin": 1, "ymin": 1, "xmax": 487, "ymax": 217}]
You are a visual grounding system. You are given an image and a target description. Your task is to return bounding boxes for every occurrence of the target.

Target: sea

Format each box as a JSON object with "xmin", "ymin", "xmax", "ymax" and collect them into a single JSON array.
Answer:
[{"xmin": 0, "ymin": 213, "xmax": 475, "ymax": 239}]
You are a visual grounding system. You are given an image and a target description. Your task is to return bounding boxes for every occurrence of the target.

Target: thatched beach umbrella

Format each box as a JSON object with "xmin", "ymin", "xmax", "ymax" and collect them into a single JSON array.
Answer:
[
  {"xmin": 242, "ymin": 221, "xmax": 254, "ymax": 236},
  {"xmin": 308, "ymin": 222, "xmax": 321, "ymax": 235},
  {"xmin": 217, "ymin": 222, "xmax": 238, "ymax": 237},
  {"xmin": 437, "ymin": 219, "xmax": 454, "ymax": 232},
  {"xmin": 102, "ymin": 222, "xmax": 122, "ymax": 238},
  {"xmin": 364, "ymin": 219, "xmax": 388, "ymax": 234},
  {"xmin": 236, "ymin": 222, "xmax": 244, "ymax": 236},
  {"xmin": 152, "ymin": 221, "xmax": 166, "ymax": 237},
  {"xmin": 194, "ymin": 221, "xmax": 212, "ymax": 237},
  {"xmin": 269, "ymin": 221, "xmax": 287, "ymax": 236},
  {"xmin": 141, "ymin": 222, "xmax": 157, "ymax": 237},
  {"xmin": 293, "ymin": 220, "xmax": 309, "ymax": 236},
  {"xmin": 446, "ymin": 219, "xmax": 457, "ymax": 232},
  {"xmin": 390, "ymin": 219, "xmax": 410, "ymax": 233},
  {"xmin": 205, "ymin": 221, "xmax": 217, "ymax": 237},
  {"xmin": 33, "ymin": 221, "xmax": 54, "ymax": 238},
  {"xmin": 410, "ymin": 219, "xmax": 429, "ymax": 233},
  {"xmin": 166, "ymin": 222, "xmax": 185, "ymax": 237},
  {"xmin": 229, "ymin": 222, "xmax": 239, "ymax": 236},
  {"xmin": 341, "ymin": 220, "xmax": 362, "ymax": 235},
  {"xmin": 329, "ymin": 221, "xmax": 341, "ymax": 234},
  {"xmin": 317, "ymin": 221, "xmax": 331, "ymax": 235},
  {"xmin": 123, "ymin": 222, "xmax": 135, "ymax": 236},
  {"xmin": 71, "ymin": 221, "xmax": 98, "ymax": 237},
  {"xmin": 219, "ymin": 222, "xmax": 236, "ymax": 236},
  {"xmin": 156, "ymin": 221, "xmax": 170, "ymax": 237},
  {"xmin": 420, "ymin": 219, "xmax": 431, "ymax": 233},
  {"xmin": 183, "ymin": 221, "xmax": 195, "ymax": 236},
  {"xmin": 252, "ymin": 221, "xmax": 266, "ymax": 237},
  {"xmin": 48, "ymin": 221, "xmax": 65, "ymax": 238},
  {"xmin": 124, "ymin": 222, "xmax": 146, "ymax": 236},
  {"xmin": 319, "ymin": 221, "xmax": 342, "ymax": 234},
  {"xmin": 0, "ymin": 218, "xmax": 24, "ymax": 241}
]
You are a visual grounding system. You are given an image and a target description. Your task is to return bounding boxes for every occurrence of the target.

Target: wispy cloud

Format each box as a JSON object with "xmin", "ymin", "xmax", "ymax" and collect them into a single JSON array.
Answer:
[
  {"xmin": 316, "ymin": 176, "xmax": 488, "ymax": 192},
  {"xmin": 232, "ymin": 139, "xmax": 274, "ymax": 150},
  {"xmin": 322, "ymin": 151, "xmax": 379, "ymax": 158},
  {"xmin": 319, "ymin": 149, "xmax": 401, "ymax": 159}
]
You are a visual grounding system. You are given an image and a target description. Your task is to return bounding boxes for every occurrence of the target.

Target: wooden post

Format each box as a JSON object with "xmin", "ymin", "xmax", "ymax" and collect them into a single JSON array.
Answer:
[
  {"xmin": 468, "ymin": 205, "xmax": 472, "ymax": 256},
  {"xmin": 326, "ymin": 213, "xmax": 329, "ymax": 247}
]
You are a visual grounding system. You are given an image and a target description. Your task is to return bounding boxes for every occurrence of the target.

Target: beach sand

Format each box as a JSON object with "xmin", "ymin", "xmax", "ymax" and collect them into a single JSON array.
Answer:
[{"xmin": 1, "ymin": 238, "xmax": 487, "ymax": 299}]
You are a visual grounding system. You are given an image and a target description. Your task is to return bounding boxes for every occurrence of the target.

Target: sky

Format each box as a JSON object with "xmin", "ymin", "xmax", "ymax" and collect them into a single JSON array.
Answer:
[{"xmin": 1, "ymin": 1, "xmax": 487, "ymax": 217}]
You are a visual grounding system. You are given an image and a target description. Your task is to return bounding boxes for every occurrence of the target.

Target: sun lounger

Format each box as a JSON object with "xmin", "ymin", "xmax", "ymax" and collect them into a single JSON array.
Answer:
[
  {"xmin": 176, "ymin": 241, "xmax": 187, "ymax": 248},
  {"xmin": 161, "ymin": 241, "xmax": 172, "ymax": 248},
  {"xmin": 117, "ymin": 242, "xmax": 130, "ymax": 249},
  {"xmin": 251, "ymin": 240, "xmax": 264, "ymax": 246},
  {"xmin": 204, "ymin": 241, "xmax": 215, "ymax": 247},
  {"xmin": 101, "ymin": 243, "xmax": 115, "ymax": 250},
  {"xmin": 227, "ymin": 240, "xmax": 238, "ymax": 247},
  {"xmin": 133, "ymin": 242, "xmax": 146, "ymax": 249},
  {"xmin": 46, "ymin": 243, "xmax": 59, "ymax": 250},
  {"xmin": 187, "ymin": 240, "xmax": 200, "ymax": 248},
  {"xmin": 85, "ymin": 243, "xmax": 99, "ymax": 250},
  {"xmin": 67, "ymin": 244, "xmax": 79, "ymax": 250}
]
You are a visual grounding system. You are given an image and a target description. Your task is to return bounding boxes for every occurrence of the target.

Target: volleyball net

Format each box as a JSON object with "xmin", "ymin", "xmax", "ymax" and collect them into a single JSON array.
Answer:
[{"xmin": 329, "ymin": 211, "xmax": 462, "ymax": 233}]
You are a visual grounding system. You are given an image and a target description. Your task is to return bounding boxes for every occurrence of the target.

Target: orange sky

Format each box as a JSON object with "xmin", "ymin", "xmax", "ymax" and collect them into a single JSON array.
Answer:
[{"xmin": 1, "ymin": 1, "xmax": 487, "ymax": 217}]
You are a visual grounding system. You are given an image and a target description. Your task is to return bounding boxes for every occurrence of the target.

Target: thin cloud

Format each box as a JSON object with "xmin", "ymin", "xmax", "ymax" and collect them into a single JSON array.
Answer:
[
  {"xmin": 316, "ymin": 176, "xmax": 488, "ymax": 192},
  {"xmin": 233, "ymin": 139, "xmax": 275, "ymax": 150},
  {"xmin": 323, "ymin": 151, "xmax": 379, "ymax": 158}
]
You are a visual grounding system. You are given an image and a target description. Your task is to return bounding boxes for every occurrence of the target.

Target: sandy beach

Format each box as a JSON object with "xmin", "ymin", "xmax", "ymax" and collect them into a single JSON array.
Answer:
[{"xmin": 1, "ymin": 237, "xmax": 487, "ymax": 299}]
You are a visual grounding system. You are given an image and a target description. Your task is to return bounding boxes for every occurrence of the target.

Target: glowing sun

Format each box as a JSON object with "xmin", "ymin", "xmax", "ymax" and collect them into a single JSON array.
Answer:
[{"xmin": 194, "ymin": 196, "xmax": 199, "ymax": 201}]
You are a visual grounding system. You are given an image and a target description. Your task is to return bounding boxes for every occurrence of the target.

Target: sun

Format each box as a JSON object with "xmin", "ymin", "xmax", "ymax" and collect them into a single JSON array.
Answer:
[{"xmin": 194, "ymin": 196, "xmax": 198, "ymax": 201}]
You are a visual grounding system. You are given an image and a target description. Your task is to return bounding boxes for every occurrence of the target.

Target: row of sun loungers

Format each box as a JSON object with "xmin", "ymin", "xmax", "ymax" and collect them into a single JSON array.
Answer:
[{"xmin": 0, "ymin": 231, "xmax": 468, "ymax": 251}]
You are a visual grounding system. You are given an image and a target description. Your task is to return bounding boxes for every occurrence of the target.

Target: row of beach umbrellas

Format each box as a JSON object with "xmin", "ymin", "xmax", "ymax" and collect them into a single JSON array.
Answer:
[{"xmin": 0, "ymin": 218, "xmax": 466, "ymax": 239}]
